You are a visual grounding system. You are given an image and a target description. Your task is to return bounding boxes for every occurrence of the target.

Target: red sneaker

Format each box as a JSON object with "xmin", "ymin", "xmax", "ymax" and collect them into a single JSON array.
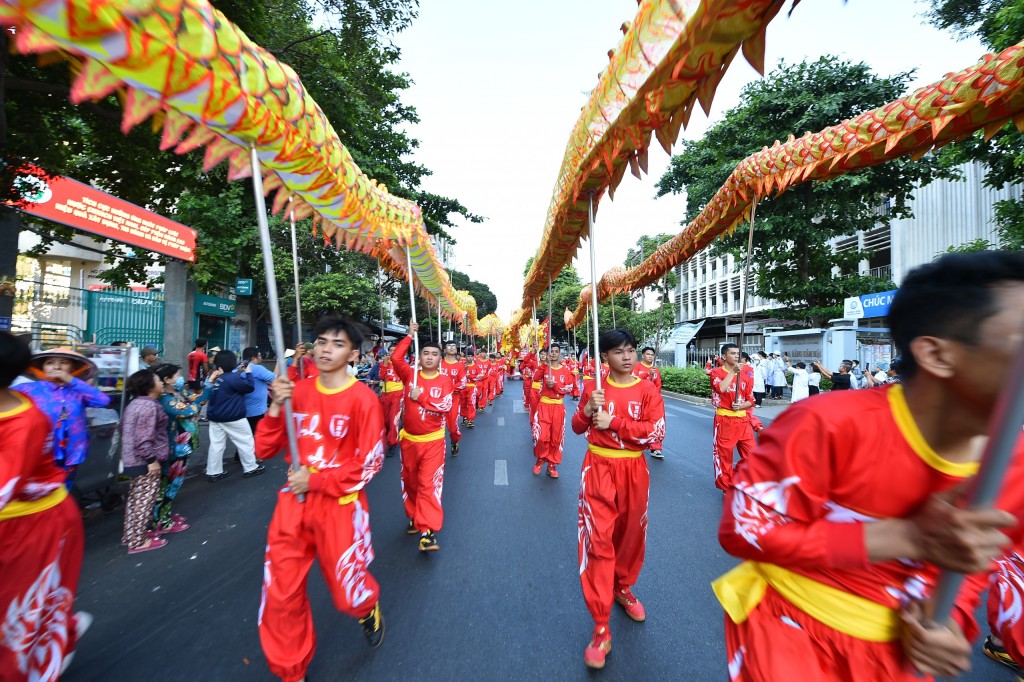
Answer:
[
  {"xmin": 615, "ymin": 587, "xmax": 646, "ymax": 622},
  {"xmin": 584, "ymin": 625, "xmax": 612, "ymax": 669},
  {"xmin": 547, "ymin": 465, "xmax": 559, "ymax": 479},
  {"xmin": 532, "ymin": 460, "xmax": 543, "ymax": 475}
]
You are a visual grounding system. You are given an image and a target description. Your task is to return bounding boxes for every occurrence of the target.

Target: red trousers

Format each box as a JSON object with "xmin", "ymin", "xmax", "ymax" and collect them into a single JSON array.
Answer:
[
  {"xmin": 477, "ymin": 380, "xmax": 489, "ymax": 410},
  {"xmin": 445, "ymin": 391, "xmax": 462, "ymax": 444},
  {"xmin": 713, "ymin": 414, "xmax": 755, "ymax": 490},
  {"xmin": 532, "ymin": 399, "xmax": 566, "ymax": 465},
  {"xmin": 381, "ymin": 391, "xmax": 403, "ymax": 448},
  {"xmin": 724, "ymin": 586, "xmax": 925, "ymax": 681},
  {"xmin": 522, "ymin": 377, "xmax": 530, "ymax": 406},
  {"xmin": 988, "ymin": 551, "xmax": 1024, "ymax": 663},
  {"xmin": 577, "ymin": 451, "xmax": 649, "ymax": 627},
  {"xmin": 259, "ymin": 489, "xmax": 379, "ymax": 682},
  {"xmin": 461, "ymin": 386, "xmax": 477, "ymax": 421},
  {"xmin": 526, "ymin": 387, "xmax": 540, "ymax": 423},
  {"xmin": 0, "ymin": 497, "xmax": 84, "ymax": 682},
  {"xmin": 400, "ymin": 437, "xmax": 445, "ymax": 533}
]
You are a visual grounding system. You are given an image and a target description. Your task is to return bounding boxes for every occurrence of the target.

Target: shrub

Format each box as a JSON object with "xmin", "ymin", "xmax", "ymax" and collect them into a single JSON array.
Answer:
[{"xmin": 660, "ymin": 366, "xmax": 711, "ymax": 398}]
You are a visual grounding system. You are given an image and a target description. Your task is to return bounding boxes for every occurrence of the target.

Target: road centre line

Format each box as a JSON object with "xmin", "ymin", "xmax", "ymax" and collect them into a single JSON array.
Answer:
[{"xmin": 494, "ymin": 460, "xmax": 508, "ymax": 486}]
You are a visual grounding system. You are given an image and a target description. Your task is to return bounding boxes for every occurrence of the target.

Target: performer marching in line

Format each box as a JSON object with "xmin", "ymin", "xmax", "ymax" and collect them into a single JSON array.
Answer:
[
  {"xmin": 392, "ymin": 322, "xmax": 453, "ymax": 552},
  {"xmin": 0, "ymin": 332, "xmax": 87, "ymax": 682},
  {"xmin": 531, "ymin": 343, "xmax": 575, "ymax": 478},
  {"xmin": 634, "ymin": 347, "xmax": 665, "ymax": 459},
  {"xmin": 709, "ymin": 343, "xmax": 756, "ymax": 490},
  {"xmin": 377, "ymin": 352, "xmax": 404, "ymax": 457},
  {"xmin": 526, "ymin": 348, "xmax": 549, "ymax": 425},
  {"xmin": 462, "ymin": 349, "xmax": 479, "ymax": 429},
  {"xmin": 255, "ymin": 316, "xmax": 386, "ymax": 682},
  {"xmin": 713, "ymin": 252, "xmax": 1024, "ymax": 681},
  {"xmin": 439, "ymin": 341, "xmax": 467, "ymax": 456},
  {"xmin": 475, "ymin": 349, "xmax": 491, "ymax": 415},
  {"xmin": 520, "ymin": 345, "xmax": 535, "ymax": 408},
  {"xmin": 574, "ymin": 328, "xmax": 666, "ymax": 670}
]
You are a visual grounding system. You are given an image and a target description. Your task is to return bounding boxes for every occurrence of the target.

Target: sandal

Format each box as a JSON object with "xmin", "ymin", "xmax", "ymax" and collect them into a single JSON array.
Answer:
[
  {"xmin": 128, "ymin": 537, "xmax": 168, "ymax": 554},
  {"xmin": 161, "ymin": 520, "xmax": 191, "ymax": 533}
]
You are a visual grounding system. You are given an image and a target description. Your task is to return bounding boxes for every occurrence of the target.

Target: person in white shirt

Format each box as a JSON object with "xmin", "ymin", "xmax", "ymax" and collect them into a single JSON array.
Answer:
[
  {"xmin": 750, "ymin": 352, "xmax": 767, "ymax": 406},
  {"xmin": 782, "ymin": 356, "xmax": 809, "ymax": 402},
  {"xmin": 807, "ymin": 364, "xmax": 822, "ymax": 396}
]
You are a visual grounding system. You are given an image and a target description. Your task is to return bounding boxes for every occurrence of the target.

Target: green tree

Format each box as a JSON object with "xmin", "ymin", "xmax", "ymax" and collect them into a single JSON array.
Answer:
[
  {"xmin": 926, "ymin": 0, "xmax": 1024, "ymax": 253},
  {"xmin": 656, "ymin": 57, "xmax": 950, "ymax": 327}
]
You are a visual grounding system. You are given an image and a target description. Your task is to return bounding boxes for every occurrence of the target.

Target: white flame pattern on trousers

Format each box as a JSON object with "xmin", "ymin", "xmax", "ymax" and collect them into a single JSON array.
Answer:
[
  {"xmin": 577, "ymin": 466, "xmax": 595, "ymax": 576},
  {"xmin": 1, "ymin": 543, "xmax": 72, "ymax": 682},
  {"xmin": 335, "ymin": 500, "xmax": 376, "ymax": 610},
  {"xmin": 992, "ymin": 552, "xmax": 1024, "ymax": 637},
  {"xmin": 257, "ymin": 544, "xmax": 272, "ymax": 626}
]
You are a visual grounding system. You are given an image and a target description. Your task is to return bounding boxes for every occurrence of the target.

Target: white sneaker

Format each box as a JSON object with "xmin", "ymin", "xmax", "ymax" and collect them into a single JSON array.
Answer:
[{"xmin": 60, "ymin": 611, "xmax": 94, "ymax": 675}]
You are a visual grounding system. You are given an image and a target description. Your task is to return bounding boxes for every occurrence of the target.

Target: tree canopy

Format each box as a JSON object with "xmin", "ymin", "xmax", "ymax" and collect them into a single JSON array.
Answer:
[{"xmin": 657, "ymin": 57, "xmax": 952, "ymax": 327}]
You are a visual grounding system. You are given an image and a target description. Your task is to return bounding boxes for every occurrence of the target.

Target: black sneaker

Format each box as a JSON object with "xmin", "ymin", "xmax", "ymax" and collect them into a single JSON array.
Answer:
[
  {"xmin": 206, "ymin": 472, "xmax": 230, "ymax": 482},
  {"xmin": 984, "ymin": 636, "xmax": 1024, "ymax": 673},
  {"xmin": 419, "ymin": 530, "xmax": 439, "ymax": 552},
  {"xmin": 406, "ymin": 519, "xmax": 418, "ymax": 535},
  {"xmin": 385, "ymin": 444, "xmax": 395, "ymax": 458},
  {"xmin": 359, "ymin": 602, "xmax": 385, "ymax": 648},
  {"xmin": 244, "ymin": 463, "xmax": 267, "ymax": 478},
  {"xmin": 452, "ymin": 442, "xmax": 459, "ymax": 456}
]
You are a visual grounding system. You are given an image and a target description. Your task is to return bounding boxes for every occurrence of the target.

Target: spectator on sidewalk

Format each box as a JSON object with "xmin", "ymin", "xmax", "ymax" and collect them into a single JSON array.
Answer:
[
  {"xmin": 782, "ymin": 356, "xmax": 810, "ymax": 402},
  {"xmin": 205, "ymin": 351, "xmax": 265, "ymax": 482},
  {"xmin": 120, "ymin": 369, "xmax": 169, "ymax": 554},
  {"xmin": 15, "ymin": 347, "xmax": 111, "ymax": 489},
  {"xmin": 750, "ymin": 352, "xmax": 767, "ymax": 407},
  {"xmin": 769, "ymin": 352, "xmax": 787, "ymax": 399},
  {"xmin": 140, "ymin": 346, "xmax": 162, "ymax": 367},
  {"xmin": 241, "ymin": 347, "xmax": 275, "ymax": 434},
  {"xmin": 812, "ymin": 359, "xmax": 853, "ymax": 390},
  {"xmin": 807, "ymin": 363, "xmax": 822, "ymax": 396},
  {"xmin": 186, "ymin": 338, "xmax": 208, "ymax": 391}
]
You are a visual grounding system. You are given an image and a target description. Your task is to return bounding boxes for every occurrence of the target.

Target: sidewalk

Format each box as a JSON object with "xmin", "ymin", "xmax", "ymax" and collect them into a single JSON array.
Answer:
[{"xmin": 661, "ymin": 390, "xmax": 795, "ymax": 424}]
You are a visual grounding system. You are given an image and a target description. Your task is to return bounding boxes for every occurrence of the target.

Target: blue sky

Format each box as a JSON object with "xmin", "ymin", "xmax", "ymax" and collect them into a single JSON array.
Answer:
[{"xmin": 393, "ymin": 0, "xmax": 986, "ymax": 317}]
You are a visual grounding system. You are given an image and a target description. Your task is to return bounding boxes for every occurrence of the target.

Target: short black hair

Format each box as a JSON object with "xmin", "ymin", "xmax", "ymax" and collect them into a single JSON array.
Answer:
[
  {"xmin": 549, "ymin": 343, "xmax": 560, "ymax": 351},
  {"xmin": 741, "ymin": 352, "xmax": 751, "ymax": 362},
  {"xmin": 313, "ymin": 315, "xmax": 364, "ymax": 348},
  {"xmin": 0, "ymin": 332, "xmax": 31, "ymax": 388},
  {"xmin": 125, "ymin": 368, "xmax": 157, "ymax": 398},
  {"xmin": 757, "ymin": 351, "xmax": 767, "ymax": 358},
  {"xmin": 641, "ymin": 346, "xmax": 655, "ymax": 355},
  {"xmin": 721, "ymin": 343, "xmax": 739, "ymax": 355},
  {"xmin": 153, "ymin": 363, "xmax": 181, "ymax": 381},
  {"xmin": 214, "ymin": 350, "xmax": 238, "ymax": 372},
  {"xmin": 421, "ymin": 342, "xmax": 442, "ymax": 354},
  {"xmin": 795, "ymin": 361, "xmax": 806, "ymax": 369},
  {"xmin": 194, "ymin": 338, "xmax": 207, "ymax": 349},
  {"xmin": 888, "ymin": 251, "xmax": 1024, "ymax": 379},
  {"xmin": 599, "ymin": 328, "xmax": 636, "ymax": 354},
  {"xmin": 242, "ymin": 346, "xmax": 261, "ymax": 362}
]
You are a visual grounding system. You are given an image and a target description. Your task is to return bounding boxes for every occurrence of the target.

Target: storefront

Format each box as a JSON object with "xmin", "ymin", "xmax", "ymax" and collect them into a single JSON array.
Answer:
[{"xmin": 194, "ymin": 292, "xmax": 236, "ymax": 350}]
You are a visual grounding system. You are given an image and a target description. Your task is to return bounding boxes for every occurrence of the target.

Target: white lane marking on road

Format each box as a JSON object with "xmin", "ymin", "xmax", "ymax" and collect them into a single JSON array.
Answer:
[
  {"xmin": 665, "ymin": 404, "xmax": 713, "ymax": 419},
  {"xmin": 498, "ymin": 417, "xmax": 505, "ymax": 426},
  {"xmin": 513, "ymin": 401, "xmax": 525, "ymax": 414},
  {"xmin": 494, "ymin": 460, "xmax": 508, "ymax": 486}
]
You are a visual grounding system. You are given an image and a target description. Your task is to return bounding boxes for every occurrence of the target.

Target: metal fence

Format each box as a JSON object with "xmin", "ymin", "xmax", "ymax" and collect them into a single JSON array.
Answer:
[{"xmin": 13, "ymin": 279, "xmax": 164, "ymax": 349}]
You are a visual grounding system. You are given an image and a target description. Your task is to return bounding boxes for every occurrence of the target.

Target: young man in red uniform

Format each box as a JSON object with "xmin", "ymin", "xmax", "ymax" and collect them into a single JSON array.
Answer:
[
  {"xmin": 462, "ymin": 350, "xmax": 479, "ymax": 429},
  {"xmin": 439, "ymin": 341, "xmax": 467, "ymax": 456},
  {"xmin": 0, "ymin": 332, "xmax": 87, "ymax": 682},
  {"xmin": 710, "ymin": 343, "xmax": 756, "ymax": 490},
  {"xmin": 392, "ymin": 323, "xmax": 454, "ymax": 552},
  {"xmin": 377, "ymin": 353, "xmax": 404, "ymax": 457},
  {"xmin": 255, "ymin": 316, "xmax": 386, "ymax": 682},
  {"xmin": 531, "ymin": 343, "xmax": 575, "ymax": 478},
  {"xmin": 573, "ymin": 328, "xmax": 666, "ymax": 669},
  {"xmin": 714, "ymin": 251, "xmax": 1024, "ymax": 681},
  {"xmin": 474, "ymin": 350, "xmax": 491, "ymax": 414},
  {"xmin": 520, "ymin": 346, "xmax": 535, "ymax": 408},
  {"xmin": 634, "ymin": 347, "xmax": 665, "ymax": 459},
  {"xmin": 527, "ymin": 348, "xmax": 548, "ymax": 423},
  {"xmin": 566, "ymin": 353, "xmax": 582, "ymax": 401}
]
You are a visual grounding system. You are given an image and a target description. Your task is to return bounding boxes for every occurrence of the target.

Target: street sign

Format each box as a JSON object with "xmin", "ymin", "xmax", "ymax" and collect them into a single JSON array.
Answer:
[
  {"xmin": 0, "ymin": 316, "xmax": 10, "ymax": 331},
  {"xmin": 844, "ymin": 290, "xmax": 896, "ymax": 320},
  {"xmin": 235, "ymin": 278, "xmax": 253, "ymax": 296}
]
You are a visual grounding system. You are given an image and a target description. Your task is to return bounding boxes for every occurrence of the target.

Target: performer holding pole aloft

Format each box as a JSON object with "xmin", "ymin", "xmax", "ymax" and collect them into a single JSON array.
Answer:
[
  {"xmin": 531, "ymin": 342, "xmax": 575, "ymax": 478},
  {"xmin": 475, "ymin": 348, "xmax": 491, "ymax": 415},
  {"xmin": 634, "ymin": 347, "xmax": 664, "ymax": 459},
  {"xmin": 462, "ymin": 348, "xmax": 480, "ymax": 429},
  {"xmin": 248, "ymin": 146, "xmax": 385, "ymax": 680},
  {"xmin": 713, "ymin": 252, "xmax": 1024, "ymax": 681},
  {"xmin": 439, "ymin": 340, "xmax": 467, "ymax": 456},
  {"xmin": 377, "ymin": 352, "xmax": 404, "ymax": 457},
  {"xmin": 709, "ymin": 343, "xmax": 756, "ymax": 490},
  {"xmin": 391, "ymin": 322, "xmax": 453, "ymax": 551}
]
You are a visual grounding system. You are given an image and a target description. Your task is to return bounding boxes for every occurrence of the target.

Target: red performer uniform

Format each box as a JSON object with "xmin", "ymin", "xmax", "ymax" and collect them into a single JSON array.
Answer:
[
  {"xmin": 521, "ymin": 354, "xmax": 534, "ymax": 407},
  {"xmin": 633, "ymin": 362, "xmax": 664, "ymax": 454},
  {"xmin": 0, "ymin": 393, "xmax": 84, "ymax": 682},
  {"xmin": 378, "ymin": 361, "xmax": 404, "ymax": 449},
  {"xmin": 439, "ymin": 359, "xmax": 467, "ymax": 445},
  {"xmin": 573, "ymin": 378, "xmax": 666, "ymax": 633},
  {"xmin": 532, "ymin": 363, "xmax": 575, "ymax": 467},
  {"xmin": 462, "ymin": 360, "xmax": 479, "ymax": 424},
  {"xmin": 566, "ymin": 357, "xmax": 581, "ymax": 399},
  {"xmin": 712, "ymin": 386, "xmax": 1024, "ymax": 682},
  {"xmin": 476, "ymin": 359, "xmax": 491, "ymax": 412},
  {"xmin": 987, "ymin": 550, "xmax": 1024, "ymax": 668},
  {"xmin": 287, "ymin": 356, "xmax": 319, "ymax": 382},
  {"xmin": 255, "ymin": 377, "xmax": 385, "ymax": 682},
  {"xmin": 710, "ymin": 365, "xmax": 756, "ymax": 490},
  {"xmin": 392, "ymin": 336, "xmax": 453, "ymax": 533}
]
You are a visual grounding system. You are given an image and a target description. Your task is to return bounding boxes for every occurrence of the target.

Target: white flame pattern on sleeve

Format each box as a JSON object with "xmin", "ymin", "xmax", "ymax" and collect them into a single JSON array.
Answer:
[
  {"xmin": 731, "ymin": 476, "xmax": 801, "ymax": 551},
  {"xmin": 0, "ymin": 477, "xmax": 19, "ymax": 509}
]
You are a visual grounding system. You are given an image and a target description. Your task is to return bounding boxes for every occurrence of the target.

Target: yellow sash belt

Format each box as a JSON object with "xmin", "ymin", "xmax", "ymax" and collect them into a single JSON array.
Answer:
[
  {"xmin": 540, "ymin": 396, "xmax": 564, "ymax": 405},
  {"xmin": 716, "ymin": 407, "xmax": 748, "ymax": 418},
  {"xmin": 711, "ymin": 561, "xmax": 899, "ymax": 642},
  {"xmin": 400, "ymin": 427, "xmax": 445, "ymax": 443},
  {"xmin": 531, "ymin": 381, "xmax": 541, "ymax": 390},
  {"xmin": 382, "ymin": 381, "xmax": 404, "ymax": 393},
  {"xmin": 587, "ymin": 444, "xmax": 643, "ymax": 459},
  {"xmin": 307, "ymin": 467, "xmax": 359, "ymax": 505},
  {"xmin": 0, "ymin": 486, "xmax": 68, "ymax": 521}
]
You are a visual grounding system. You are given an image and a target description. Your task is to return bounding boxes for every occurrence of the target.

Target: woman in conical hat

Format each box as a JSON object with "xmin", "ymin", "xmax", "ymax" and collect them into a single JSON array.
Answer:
[{"xmin": 14, "ymin": 348, "xmax": 111, "ymax": 489}]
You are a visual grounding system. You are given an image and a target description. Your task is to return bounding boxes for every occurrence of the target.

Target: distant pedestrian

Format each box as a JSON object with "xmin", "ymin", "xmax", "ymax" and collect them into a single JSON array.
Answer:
[
  {"xmin": 120, "ymin": 369, "xmax": 169, "ymax": 554},
  {"xmin": 783, "ymin": 356, "xmax": 809, "ymax": 402},
  {"xmin": 813, "ymin": 359, "xmax": 853, "ymax": 390},
  {"xmin": 15, "ymin": 347, "xmax": 111, "ymax": 489},
  {"xmin": 240, "ymin": 347, "xmax": 275, "ymax": 434},
  {"xmin": 0, "ymin": 332, "xmax": 87, "ymax": 681},
  {"xmin": 205, "ymin": 351, "xmax": 266, "ymax": 482},
  {"xmin": 769, "ymin": 352, "xmax": 786, "ymax": 399},
  {"xmin": 186, "ymin": 338, "xmax": 208, "ymax": 391},
  {"xmin": 140, "ymin": 346, "xmax": 162, "ymax": 367},
  {"xmin": 807, "ymin": 364, "xmax": 822, "ymax": 396},
  {"xmin": 751, "ymin": 351, "xmax": 767, "ymax": 406}
]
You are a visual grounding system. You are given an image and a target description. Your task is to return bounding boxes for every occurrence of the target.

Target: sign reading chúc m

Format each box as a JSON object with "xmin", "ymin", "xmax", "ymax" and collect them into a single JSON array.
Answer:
[{"xmin": 844, "ymin": 290, "xmax": 896, "ymax": 320}]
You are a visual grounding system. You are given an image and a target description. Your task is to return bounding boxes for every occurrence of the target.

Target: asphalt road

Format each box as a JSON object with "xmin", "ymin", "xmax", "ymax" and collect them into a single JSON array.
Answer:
[{"xmin": 63, "ymin": 383, "xmax": 1011, "ymax": 681}]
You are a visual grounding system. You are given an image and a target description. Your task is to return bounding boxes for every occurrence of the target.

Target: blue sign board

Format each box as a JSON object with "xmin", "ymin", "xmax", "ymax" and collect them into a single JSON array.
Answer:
[
  {"xmin": 235, "ymin": 278, "xmax": 253, "ymax": 296},
  {"xmin": 0, "ymin": 316, "xmax": 10, "ymax": 331},
  {"xmin": 844, "ymin": 290, "xmax": 896, "ymax": 320}
]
